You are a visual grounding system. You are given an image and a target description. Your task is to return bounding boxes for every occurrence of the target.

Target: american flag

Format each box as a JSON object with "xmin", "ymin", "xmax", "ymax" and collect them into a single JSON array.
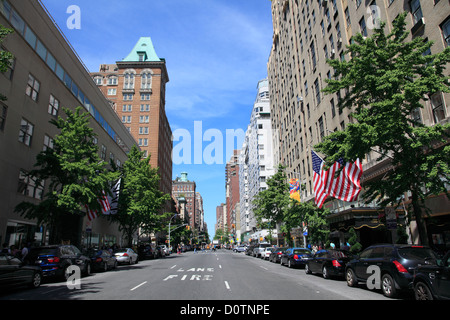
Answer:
[
  {"xmin": 85, "ymin": 204, "xmax": 98, "ymax": 221},
  {"xmin": 85, "ymin": 190, "xmax": 112, "ymax": 221},
  {"xmin": 311, "ymin": 150, "xmax": 363, "ymax": 208}
]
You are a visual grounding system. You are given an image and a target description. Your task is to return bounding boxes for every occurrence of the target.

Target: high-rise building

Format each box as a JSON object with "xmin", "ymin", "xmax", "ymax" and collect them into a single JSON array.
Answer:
[
  {"xmin": 239, "ymin": 79, "xmax": 275, "ymax": 243},
  {"xmin": 226, "ymin": 150, "xmax": 240, "ymax": 243},
  {"xmin": 91, "ymin": 37, "xmax": 172, "ymax": 207},
  {"xmin": 0, "ymin": 0, "xmax": 137, "ymax": 247},
  {"xmin": 172, "ymin": 172, "xmax": 196, "ymax": 231},
  {"xmin": 268, "ymin": 0, "xmax": 449, "ymax": 248}
]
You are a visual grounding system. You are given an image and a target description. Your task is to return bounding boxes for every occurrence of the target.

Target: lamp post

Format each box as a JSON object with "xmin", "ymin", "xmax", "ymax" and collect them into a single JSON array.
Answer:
[{"xmin": 168, "ymin": 214, "xmax": 178, "ymax": 253}]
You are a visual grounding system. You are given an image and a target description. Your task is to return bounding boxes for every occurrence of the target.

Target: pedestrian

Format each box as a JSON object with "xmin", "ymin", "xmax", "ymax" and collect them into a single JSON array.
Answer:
[{"xmin": 177, "ymin": 244, "xmax": 181, "ymax": 254}]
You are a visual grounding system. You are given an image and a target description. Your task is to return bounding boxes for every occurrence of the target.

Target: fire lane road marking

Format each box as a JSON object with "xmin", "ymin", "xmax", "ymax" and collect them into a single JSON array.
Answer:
[{"xmin": 130, "ymin": 281, "xmax": 147, "ymax": 291}]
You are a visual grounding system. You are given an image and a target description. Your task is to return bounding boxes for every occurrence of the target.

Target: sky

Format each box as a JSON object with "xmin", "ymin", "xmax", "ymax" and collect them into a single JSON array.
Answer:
[{"xmin": 40, "ymin": 0, "xmax": 274, "ymax": 240}]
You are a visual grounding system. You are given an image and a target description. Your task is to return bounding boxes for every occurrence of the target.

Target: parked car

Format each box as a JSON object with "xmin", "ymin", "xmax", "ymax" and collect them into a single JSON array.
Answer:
[
  {"xmin": 155, "ymin": 245, "xmax": 166, "ymax": 258},
  {"xmin": 269, "ymin": 247, "xmax": 287, "ymax": 263},
  {"xmin": 0, "ymin": 253, "xmax": 42, "ymax": 289},
  {"xmin": 84, "ymin": 249, "xmax": 117, "ymax": 272},
  {"xmin": 280, "ymin": 247, "xmax": 312, "ymax": 268},
  {"xmin": 413, "ymin": 250, "xmax": 450, "ymax": 300},
  {"xmin": 137, "ymin": 244, "xmax": 156, "ymax": 260},
  {"xmin": 253, "ymin": 243, "xmax": 272, "ymax": 258},
  {"xmin": 114, "ymin": 248, "xmax": 138, "ymax": 265},
  {"xmin": 245, "ymin": 244, "xmax": 256, "ymax": 256},
  {"xmin": 233, "ymin": 245, "xmax": 246, "ymax": 253},
  {"xmin": 160, "ymin": 245, "xmax": 170, "ymax": 256},
  {"xmin": 28, "ymin": 245, "xmax": 91, "ymax": 281},
  {"xmin": 345, "ymin": 244, "xmax": 440, "ymax": 298},
  {"xmin": 305, "ymin": 249, "xmax": 352, "ymax": 279},
  {"xmin": 261, "ymin": 247, "xmax": 274, "ymax": 260}
]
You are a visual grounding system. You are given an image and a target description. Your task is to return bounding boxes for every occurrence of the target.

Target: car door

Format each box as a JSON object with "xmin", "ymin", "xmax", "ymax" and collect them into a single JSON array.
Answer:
[
  {"xmin": 311, "ymin": 250, "xmax": 325, "ymax": 273},
  {"xmin": 436, "ymin": 253, "xmax": 450, "ymax": 299},
  {"xmin": 354, "ymin": 248, "xmax": 373, "ymax": 280},
  {"xmin": 0, "ymin": 254, "xmax": 17, "ymax": 286}
]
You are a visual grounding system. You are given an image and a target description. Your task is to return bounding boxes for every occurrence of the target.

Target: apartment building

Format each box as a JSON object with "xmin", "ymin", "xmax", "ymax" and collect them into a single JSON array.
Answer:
[
  {"xmin": 226, "ymin": 150, "xmax": 240, "ymax": 243},
  {"xmin": 268, "ymin": 0, "xmax": 449, "ymax": 248},
  {"xmin": 90, "ymin": 37, "xmax": 173, "ymax": 209},
  {"xmin": 172, "ymin": 172, "xmax": 196, "ymax": 231},
  {"xmin": 239, "ymin": 79, "xmax": 276, "ymax": 243},
  {"xmin": 0, "ymin": 0, "xmax": 137, "ymax": 248}
]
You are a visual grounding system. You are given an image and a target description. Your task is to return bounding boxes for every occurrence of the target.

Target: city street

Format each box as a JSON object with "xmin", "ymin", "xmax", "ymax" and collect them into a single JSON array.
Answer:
[{"xmin": 0, "ymin": 249, "xmax": 407, "ymax": 301}]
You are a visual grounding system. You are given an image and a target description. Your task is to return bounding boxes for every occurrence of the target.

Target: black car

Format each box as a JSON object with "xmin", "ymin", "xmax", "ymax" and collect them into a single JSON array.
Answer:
[
  {"xmin": 28, "ymin": 245, "xmax": 91, "ymax": 281},
  {"xmin": 345, "ymin": 244, "xmax": 439, "ymax": 298},
  {"xmin": 413, "ymin": 250, "xmax": 450, "ymax": 300},
  {"xmin": 137, "ymin": 244, "xmax": 156, "ymax": 260},
  {"xmin": 245, "ymin": 245, "xmax": 256, "ymax": 256},
  {"xmin": 269, "ymin": 247, "xmax": 287, "ymax": 263},
  {"xmin": 0, "ymin": 253, "xmax": 42, "ymax": 290},
  {"xmin": 280, "ymin": 247, "xmax": 312, "ymax": 268},
  {"xmin": 305, "ymin": 249, "xmax": 352, "ymax": 279},
  {"xmin": 85, "ymin": 249, "xmax": 117, "ymax": 272}
]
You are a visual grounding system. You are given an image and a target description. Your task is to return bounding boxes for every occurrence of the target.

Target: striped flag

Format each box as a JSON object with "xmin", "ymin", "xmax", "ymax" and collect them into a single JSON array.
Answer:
[
  {"xmin": 85, "ymin": 204, "xmax": 98, "ymax": 221},
  {"xmin": 311, "ymin": 150, "xmax": 363, "ymax": 208}
]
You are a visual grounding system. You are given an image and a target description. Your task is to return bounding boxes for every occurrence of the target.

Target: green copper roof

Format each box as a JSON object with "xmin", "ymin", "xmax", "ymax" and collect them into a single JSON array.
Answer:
[{"xmin": 122, "ymin": 37, "xmax": 161, "ymax": 62}]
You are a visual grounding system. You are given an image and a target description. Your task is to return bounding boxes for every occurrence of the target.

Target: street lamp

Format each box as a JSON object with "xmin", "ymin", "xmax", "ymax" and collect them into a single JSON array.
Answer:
[{"xmin": 168, "ymin": 214, "xmax": 188, "ymax": 252}]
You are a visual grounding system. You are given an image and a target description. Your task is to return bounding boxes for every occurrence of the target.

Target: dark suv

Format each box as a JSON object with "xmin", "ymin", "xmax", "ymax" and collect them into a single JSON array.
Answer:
[
  {"xmin": 28, "ymin": 245, "xmax": 91, "ymax": 281},
  {"xmin": 345, "ymin": 244, "xmax": 439, "ymax": 298},
  {"xmin": 413, "ymin": 250, "xmax": 450, "ymax": 300}
]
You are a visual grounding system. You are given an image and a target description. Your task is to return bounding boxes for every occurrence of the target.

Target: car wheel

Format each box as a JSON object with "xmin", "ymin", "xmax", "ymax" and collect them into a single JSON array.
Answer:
[
  {"xmin": 414, "ymin": 281, "xmax": 434, "ymax": 300},
  {"xmin": 322, "ymin": 266, "xmax": 330, "ymax": 279},
  {"xmin": 84, "ymin": 263, "xmax": 91, "ymax": 276},
  {"xmin": 103, "ymin": 262, "xmax": 108, "ymax": 272},
  {"xmin": 381, "ymin": 274, "xmax": 397, "ymax": 298},
  {"xmin": 29, "ymin": 272, "xmax": 42, "ymax": 288},
  {"xmin": 280, "ymin": 258, "xmax": 284, "ymax": 266},
  {"xmin": 305, "ymin": 263, "xmax": 312, "ymax": 274},
  {"xmin": 288, "ymin": 259, "xmax": 292, "ymax": 268},
  {"xmin": 346, "ymin": 268, "xmax": 357, "ymax": 287}
]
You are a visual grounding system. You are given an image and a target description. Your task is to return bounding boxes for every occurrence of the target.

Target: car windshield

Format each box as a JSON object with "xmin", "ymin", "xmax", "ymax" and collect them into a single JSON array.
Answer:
[
  {"xmin": 30, "ymin": 248, "xmax": 58, "ymax": 256},
  {"xmin": 115, "ymin": 249, "xmax": 128, "ymax": 253},
  {"xmin": 330, "ymin": 250, "xmax": 349, "ymax": 258},
  {"xmin": 398, "ymin": 247, "xmax": 439, "ymax": 262}
]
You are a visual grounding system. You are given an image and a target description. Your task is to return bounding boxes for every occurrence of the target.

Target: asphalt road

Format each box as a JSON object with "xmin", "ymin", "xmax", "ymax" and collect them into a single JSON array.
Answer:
[{"xmin": 0, "ymin": 249, "xmax": 407, "ymax": 302}]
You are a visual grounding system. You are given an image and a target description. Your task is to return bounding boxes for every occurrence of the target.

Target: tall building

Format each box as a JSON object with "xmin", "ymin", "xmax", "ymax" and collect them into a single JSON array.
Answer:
[
  {"xmin": 0, "ymin": 0, "xmax": 137, "ymax": 247},
  {"xmin": 172, "ymin": 172, "xmax": 196, "ymax": 231},
  {"xmin": 91, "ymin": 37, "xmax": 173, "ymax": 207},
  {"xmin": 268, "ymin": 0, "xmax": 450, "ymax": 248},
  {"xmin": 239, "ymin": 79, "xmax": 275, "ymax": 243},
  {"xmin": 225, "ymin": 150, "xmax": 240, "ymax": 243}
]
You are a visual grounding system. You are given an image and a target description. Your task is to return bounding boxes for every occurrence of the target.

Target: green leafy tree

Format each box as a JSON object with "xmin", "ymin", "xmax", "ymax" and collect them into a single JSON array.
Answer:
[
  {"xmin": 0, "ymin": 24, "xmax": 13, "ymax": 101},
  {"xmin": 348, "ymin": 228, "xmax": 362, "ymax": 254},
  {"xmin": 316, "ymin": 13, "xmax": 450, "ymax": 246},
  {"xmin": 107, "ymin": 145, "xmax": 170, "ymax": 247},
  {"xmin": 15, "ymin": 107, "xmax": 116, "ymax": 245},
  {"xmin": 253, "ymin": 164, "xmax": 291, "ymax": 245}
]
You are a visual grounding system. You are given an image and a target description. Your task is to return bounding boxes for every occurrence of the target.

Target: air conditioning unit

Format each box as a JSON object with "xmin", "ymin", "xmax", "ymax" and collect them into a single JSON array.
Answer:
[{"xmin": 330, "ymin": 49, "xmax": 336, "ymax": 57}]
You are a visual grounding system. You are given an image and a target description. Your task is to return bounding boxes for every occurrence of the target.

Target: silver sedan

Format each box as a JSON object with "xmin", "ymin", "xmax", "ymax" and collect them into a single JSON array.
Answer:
[{"xmin": 114, "ymin": 248, "xmax": 139, "ymax": 265}]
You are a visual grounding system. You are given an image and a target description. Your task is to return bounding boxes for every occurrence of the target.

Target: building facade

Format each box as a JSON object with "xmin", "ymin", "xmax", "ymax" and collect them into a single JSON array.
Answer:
[
  {"xmin": 172, "ymin": 172, "xmax": 196, "ymax": 231},
  {"xmin": 226, "ymin": 150, "xmax": 241, "ymax": 244},
  {"xmin": 239, "ymin": 79, "xmax": 276, "ymax": 243},
  {"xmin": 0, "ymin": 0, "xmax": 137, "ymax": 248},
  {"xmin": 90, "ymin": 37, "xmax": 173, "ymax": 210},
  {"xmin": 268, "ymin": 0, "xmax": 450, "ymax": 249}
]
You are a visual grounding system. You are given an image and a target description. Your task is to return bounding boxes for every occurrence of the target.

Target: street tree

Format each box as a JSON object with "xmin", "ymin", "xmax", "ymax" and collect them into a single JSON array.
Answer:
[
  {"xmin": 107, "ymin": 145, "xmax": 170, "ymax": 247},
  {"xmin": 15, "ymin": 107, "xmax": 116, "ymax": 245},
  {"xmin": 253, "ymin": 164, "xmax": 291, "ymax": 245},
  {"xmin": 316, "ymin": 13, "xmax": 450, "ymax": 245}
]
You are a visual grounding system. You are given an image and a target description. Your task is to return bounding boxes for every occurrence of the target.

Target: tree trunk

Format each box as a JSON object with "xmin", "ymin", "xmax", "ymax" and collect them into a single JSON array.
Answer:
[{"xmin": 411, "ymin": 190, "xmax": 429, "ymax": 246}]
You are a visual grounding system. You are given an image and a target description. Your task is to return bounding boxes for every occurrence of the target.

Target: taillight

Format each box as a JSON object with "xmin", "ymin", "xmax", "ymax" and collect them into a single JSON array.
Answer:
[
  {"xmin": 277, "ymin": 252, "xmax": 282, "ymax": 255},
  {"xmin": 123, "ymin": 253, "xmax": 129, "ymax": 256},
  {"xmin": 332, "ymin": 260, "xmax": 341, "ymax": 267},
  {"xmin": 393, "ymin": 260, "xmax": 408, "ymax": 273},
  {"xmin": 47, "ymin": 257, "xmax": 60, "ymax": 263},
  {"xmin": 96, "ymin": 257, "xmax": 102, "ymax": 262},
  {"xmin": 294, "ymin": 255, "xmax": 299, "ymax": 259}
]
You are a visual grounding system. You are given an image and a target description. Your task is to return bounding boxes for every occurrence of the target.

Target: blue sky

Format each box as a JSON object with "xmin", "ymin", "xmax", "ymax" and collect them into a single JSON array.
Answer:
[{"xmin": 40, "ymin": 0, "xmax": 274, "ymax": 240}]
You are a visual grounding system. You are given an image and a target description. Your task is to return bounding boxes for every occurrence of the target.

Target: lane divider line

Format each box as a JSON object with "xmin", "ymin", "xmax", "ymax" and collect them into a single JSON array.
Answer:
[{"xmin": 130, "ymin": 281, "xmax": 147, "ymax": 291}]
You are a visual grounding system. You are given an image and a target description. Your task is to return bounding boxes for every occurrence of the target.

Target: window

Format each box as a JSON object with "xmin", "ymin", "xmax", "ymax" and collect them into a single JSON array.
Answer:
[
  {"xmin": 138, "ymin": 138, "xmax": 148, "ymax": 146},
  {"xmin": 345, "ymin": 7, "xmax": 351, "ymax": 28},
  {"xmin": 410, "ymin": 0, "xmax": 423, "ymax": 25},
  {"xmin": 107, "ymin": 76, "xmax": 118, "ymax": 85},
  {"xmin": 122, "ymin": 104, "xmax": 132, "ymax": 112},
  {"xmin": 359, "ymin": 17, "xmax": 367, "ymax": 37},
  {"xmin": 314, "ymin": 79, "xmax": 321, "ymax": 104},
  {"xmin": 107, "ymin": 88, "xmax": 116, "ymax": 95},
  {"xmin": 48, "ymin": 94, "xmax": 59, "ymax": 117},
  {"xmin": 43, "ymin": 134, "xmax": 53, "ymax": 151},
  {"xmin": 25, "ymin": 74, "xmax": 40, "ymax": 101},
  {"xmin": 123, "ymin": 70, "xmax": 135, "ymax": 89},
  {"xmin": 140, "ymin": 104, "xmax": 150, "ymax": 112},
  {"xmin": 141, "ymin": 71, "xmax": 152, "ymax": 89},
  {"xmin": 121, "ymin": 115, "xmax": 132, "ymax": 123},
  {"xmin": 93, "ymin": 76, "xmax": 102, "ymax": 85},
  {"xmin": 139, "ymin": 115, "xmax": 149, "ymax": 123},
  {"xmin": 0, "ymin": 103, "xmax": 7, "ymax": 131},
  {"xmin": 139, "ymin": 127, "xmax": 149, "ymax": 134},
  {"xmin": 140, "ymin": 93, "xmax": 151, "ymax": 100},
  {"xmin": 430, "ymin": 92, "xmax": 446, "ymax": 123},
  {"xmin": 18, "ymin": 118, "xmax": 34, "ymax": 146},
  {"xmin": 310, "ymin": 42, "xmax": 317, "ymax": 70},
  {"xmin": 441, "ymin": 18, "xmax": 450, "ymax": 47},
  {"xmin": 100, "ymin": 145, "xmax": 106, "ymax": 160},
  {"xmin": 18, "ymin": 170, "xmax": 44, "ymax": 200},
  {"xmin": 123, "ymin": 93, "xmax": 133, "ymax": 101}
]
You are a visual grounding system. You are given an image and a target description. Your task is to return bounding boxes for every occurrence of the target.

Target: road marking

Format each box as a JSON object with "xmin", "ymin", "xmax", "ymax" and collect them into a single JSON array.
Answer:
[
  {"xmin": 224, "ymin": 281, "xmax": 230, "ymax": 290},
  {"xmin": 219, "ymin": 265, "xmax": 222, "ymax": 269},
  {"xmin": 130, "ymin": 281, "xmax": 147, "ymax": 291},
  {"xmin": 259, "ymin": 266, "xmax": 268, "ymax": 270},
  {"xmin": 170, "ymin": 265, "xmax": 177, "ymax": 269}
]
